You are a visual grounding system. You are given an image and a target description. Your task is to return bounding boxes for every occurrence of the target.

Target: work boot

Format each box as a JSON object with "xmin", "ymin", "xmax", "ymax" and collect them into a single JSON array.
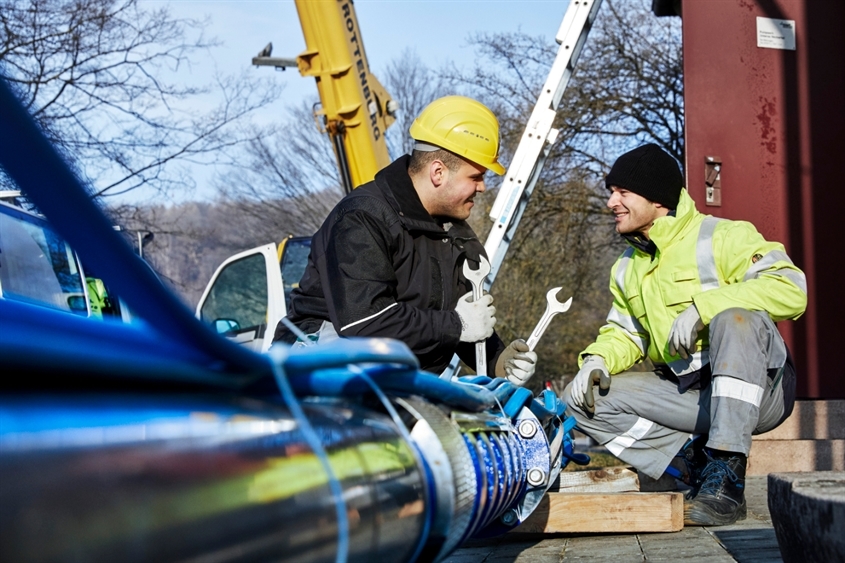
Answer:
[{"xmin": 683, "ymin": 450, "xmax": 747, "ymax": 526}]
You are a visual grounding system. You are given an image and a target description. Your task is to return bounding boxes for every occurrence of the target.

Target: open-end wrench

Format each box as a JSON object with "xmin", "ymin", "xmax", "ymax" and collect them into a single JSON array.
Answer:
[
  {"xmin": 462, "ymin": 255, "xmax": 491, "ymax": 375},
  {"xmin": 526, "ymin": 288, "xmax": 573, "ymax": 351}
]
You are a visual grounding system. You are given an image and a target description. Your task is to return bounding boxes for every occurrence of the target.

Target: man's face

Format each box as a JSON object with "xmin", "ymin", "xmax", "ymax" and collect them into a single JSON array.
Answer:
[
  {"xmin": 434, "ymin": 159, "xmax": 487, "ymax": 220},
  {"xmin": 607, "ymin": 186, "xmax": 665, "ymax": 237}
]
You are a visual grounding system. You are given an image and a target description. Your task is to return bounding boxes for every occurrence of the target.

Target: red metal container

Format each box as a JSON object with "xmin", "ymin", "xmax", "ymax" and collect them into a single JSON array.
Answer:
[{"xmin": 678, "ymin": 0, "xmax": 844, "ymax": 398}]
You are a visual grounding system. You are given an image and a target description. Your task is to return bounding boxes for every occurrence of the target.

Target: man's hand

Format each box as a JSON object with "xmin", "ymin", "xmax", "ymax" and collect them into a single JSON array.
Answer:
[
  {"xmin": 455, "ymin": 291, "xmax": 496, "ymax": 343},
  {"xmin": 569, "ymin": 355, "xmax": 611, "ymax": 414},
  {"xmin": 668, "ymin": 304, "xmax": 705, "ymax": 360},
  {"xmin": 495, "ymin": 339, "xmax": 538, "ymax": 386}
]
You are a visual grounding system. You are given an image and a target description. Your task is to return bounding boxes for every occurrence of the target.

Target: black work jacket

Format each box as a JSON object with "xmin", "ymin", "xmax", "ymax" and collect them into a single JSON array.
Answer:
[{"xmin": 273, "ymin": 156, "xmax": 505, "ymax": 375}]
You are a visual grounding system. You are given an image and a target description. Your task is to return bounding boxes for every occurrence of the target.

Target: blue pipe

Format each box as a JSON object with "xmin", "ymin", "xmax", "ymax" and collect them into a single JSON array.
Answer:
[{"xmin": 283, "ymin": 339, "xmax": 498, "ymax": 412}]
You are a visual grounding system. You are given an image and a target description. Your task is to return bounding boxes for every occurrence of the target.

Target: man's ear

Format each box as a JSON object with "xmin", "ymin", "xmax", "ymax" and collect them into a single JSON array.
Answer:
[
  {"xmin": 429, "ymin": 159, "xmax": 447, "ymax": 188},
  {"xmin": 652, "ymin": 201, "xmax": 671, "ymax": 217}
]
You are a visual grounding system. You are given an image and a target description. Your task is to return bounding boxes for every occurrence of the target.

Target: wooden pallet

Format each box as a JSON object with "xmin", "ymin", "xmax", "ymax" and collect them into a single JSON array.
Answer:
[{"xmin": 512, "ymin": 467, "xmax": 684, "ymax": 534}]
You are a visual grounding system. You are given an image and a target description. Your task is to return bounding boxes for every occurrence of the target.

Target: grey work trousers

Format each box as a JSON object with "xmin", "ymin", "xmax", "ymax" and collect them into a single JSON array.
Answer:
[{"xmin": 563, "ymin": 308, "xmax": 795, "ymax": 479}]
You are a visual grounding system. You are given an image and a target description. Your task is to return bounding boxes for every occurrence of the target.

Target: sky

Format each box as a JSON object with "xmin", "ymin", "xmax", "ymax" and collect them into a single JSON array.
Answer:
[
  {"xmin": 154, "ymin": 0, "xmax": 571, "ymax": 105},
  {"xmin": 140, "ymin": 0, "xmax": 574, "ymax": 200}
]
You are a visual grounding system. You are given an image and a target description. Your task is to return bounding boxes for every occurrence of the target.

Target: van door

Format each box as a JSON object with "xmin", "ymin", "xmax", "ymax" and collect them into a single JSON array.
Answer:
[{"xmin": 196, "ymin": 244, "xmax": 284, "ymax": 353}]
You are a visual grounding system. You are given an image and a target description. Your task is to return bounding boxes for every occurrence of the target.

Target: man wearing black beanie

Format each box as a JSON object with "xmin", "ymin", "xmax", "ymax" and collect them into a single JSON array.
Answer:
[{"xmin": 563, "ymin": 143, "xmax": 807, "ymax": 526}]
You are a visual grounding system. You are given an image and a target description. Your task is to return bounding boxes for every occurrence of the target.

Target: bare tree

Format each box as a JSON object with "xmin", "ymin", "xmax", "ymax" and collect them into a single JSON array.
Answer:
[
  {"xmin": 211, "ymin": 100, "xmax": 344, "ymax": 241},
  {"xmin": 557, "ymin": 0, "xmax": 684, "ymax": 172},
  {"xmin": 0, "ymin": 0, "xmax": 280, "ymax": 200},
  {"xmin": 108, "ymin": 100, "xmax": 346, "ymax": 307},
  {"xmin": 382, "ymin": 48, "xmax": 455, "ymax": 158},
  {"xmin": 461, "ymin": 0, "xmax": 683, "ymax": 175}
]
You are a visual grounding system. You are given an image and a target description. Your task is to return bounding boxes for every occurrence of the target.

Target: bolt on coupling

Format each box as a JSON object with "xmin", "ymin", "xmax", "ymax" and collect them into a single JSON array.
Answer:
[
  {"xmin": 527, "ymin": 467, "xmax": 547, "ymax": 487},
  {"xmin": 517, "ymin": 419, "xmax": 537, "ymax": 439},
  {"xmin": 501, "ymin": 508, "xmax": 518, "ymax": 525}
]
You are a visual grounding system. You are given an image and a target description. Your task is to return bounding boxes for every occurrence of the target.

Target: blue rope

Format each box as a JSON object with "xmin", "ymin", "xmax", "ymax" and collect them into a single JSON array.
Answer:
[{"xmin": 268, "ymin": 348, "xmax": 349, "ymax": 563}]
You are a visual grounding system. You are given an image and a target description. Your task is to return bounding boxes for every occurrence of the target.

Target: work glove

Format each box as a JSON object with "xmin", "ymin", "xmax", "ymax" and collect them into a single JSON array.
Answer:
[
  {"xmin": 569, "ymin": 355, "xmax": 611, "ymax": 414},
  {"xmin": 455, "ymin": 291, "xmax": 496, "ymax": 343},
  {"xmin": 668, "ymin": 304, "xmax": 705, "ymax": 360},
  {"xmin": 495, "ymin": 339, "xmax": 538, "ymax": 387}
]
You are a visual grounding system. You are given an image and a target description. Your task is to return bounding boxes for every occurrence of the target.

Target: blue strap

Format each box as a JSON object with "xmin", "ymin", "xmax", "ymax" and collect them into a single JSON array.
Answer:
[{"xmin": 504, "ymin": 387, "xmax": 533, "ymax": 418}]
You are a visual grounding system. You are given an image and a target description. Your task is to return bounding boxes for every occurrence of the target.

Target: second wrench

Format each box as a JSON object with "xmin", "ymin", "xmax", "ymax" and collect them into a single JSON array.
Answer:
[{"xmin": 526, "ymin": 287, "xmax": 573, "ymax": 351}]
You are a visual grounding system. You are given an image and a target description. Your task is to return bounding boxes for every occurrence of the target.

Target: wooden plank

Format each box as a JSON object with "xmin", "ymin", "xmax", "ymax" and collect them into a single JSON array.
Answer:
[
  {"xmin": 554, "ymin": 467, "xmax": 640, "ymax": 493},
  {"xmin": 512, "ymin": 492, "xmax": 684, "ymax": 533}
]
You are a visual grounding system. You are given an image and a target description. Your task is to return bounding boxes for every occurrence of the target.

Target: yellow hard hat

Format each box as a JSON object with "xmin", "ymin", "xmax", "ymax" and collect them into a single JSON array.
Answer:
[{"xmin": 409, "ymin": 96, "xmax": 505, "ymax": 175}]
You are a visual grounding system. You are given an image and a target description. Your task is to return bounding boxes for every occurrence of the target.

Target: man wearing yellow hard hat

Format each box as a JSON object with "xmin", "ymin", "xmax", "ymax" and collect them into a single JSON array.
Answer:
[{"xmin": 274, "ymin": 95, "xmax": 537, "ymax": 383}]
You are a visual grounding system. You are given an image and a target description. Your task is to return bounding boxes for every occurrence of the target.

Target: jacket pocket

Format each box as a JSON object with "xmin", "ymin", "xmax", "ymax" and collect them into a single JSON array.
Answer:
[
  {"xmin": 627, "ymin": 292, "xmax": 646, "ymax": 320},
  {"xmin": 662, "ymin": 269, "xmax": 698, "ymax": 307}
]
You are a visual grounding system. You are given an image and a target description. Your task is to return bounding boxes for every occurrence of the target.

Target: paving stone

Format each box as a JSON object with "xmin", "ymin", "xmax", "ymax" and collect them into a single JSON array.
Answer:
[
  {"xmin": 441, "ymin": 555, "xmax": 492, "ymax": 563},
  {"xmin": 531, "ymin": 538, "xmax": 569, "ymax": 549},
  {"xmin": 647, "ymin": 557, "xmax": 736, "ymax": 563},
  {"xmin": 502, "ymin": 552, "xmax": 562, "ymax": 563},
  {"xmin": 562, "ymin": 535, "xmax": 643, "ymax": 561},
  {"xmin": 639, "ymin": 527, "xmax": 729, "ymax": 560},
  {"xmin": 448, "ymin": 475, "xmax": 780, "ymax": 562},
  {"xmin": 486, "ymin": 541, "xmax": 542, "ymax": 557},
  {"xmin": 711, "ymin": 527, "xmax": 783, "ymax": 563}
]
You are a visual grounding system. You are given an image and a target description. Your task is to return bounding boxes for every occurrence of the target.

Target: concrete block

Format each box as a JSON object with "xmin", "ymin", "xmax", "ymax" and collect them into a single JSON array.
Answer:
[
  {"xmin": 768, "ymin": 472, "xmax": 845, "ymax": 563},
  {"xmin": 748, "ymin": 439, "xmax": 845, "ymax": 475},
  {"xmin": 755, "ymin": 400, "xmax": 845, "ymax": 440}
]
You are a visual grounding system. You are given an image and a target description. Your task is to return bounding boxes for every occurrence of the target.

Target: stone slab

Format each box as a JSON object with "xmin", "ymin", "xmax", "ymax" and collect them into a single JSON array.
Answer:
[
  {"xmin": 754, "ymin": 400, "xmax": 845, "ymax": 440},
  {"xmin": 748, "ymin": 439, "xmax": 845, "ymax": 474}
]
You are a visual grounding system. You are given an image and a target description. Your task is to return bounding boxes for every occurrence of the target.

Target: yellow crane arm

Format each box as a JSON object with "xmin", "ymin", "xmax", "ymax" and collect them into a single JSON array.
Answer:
[{"xmin": 294, "ymin": 0, "xmax": 397, "ymax": 192}]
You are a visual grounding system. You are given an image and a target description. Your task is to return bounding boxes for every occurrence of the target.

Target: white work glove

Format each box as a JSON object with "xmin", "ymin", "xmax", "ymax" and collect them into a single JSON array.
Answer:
[
  {"xmin": 455, "ymin": 291, "xmax": 496, "ymax": 343},
  {"xmin": 668, "ymin": 304, "xmax": 705, "ymax": 360},
  {"xmin": 569, "ymin": 355, "xmax": 611, "ymax": 414},
  {"xmin": 495, "ymin": 339, "xmax": 538, "ymax": 387}
]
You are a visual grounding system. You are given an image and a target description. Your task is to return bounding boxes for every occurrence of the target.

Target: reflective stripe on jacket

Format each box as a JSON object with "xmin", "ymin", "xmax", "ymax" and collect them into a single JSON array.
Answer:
[{"xmin": 582, "ymin": 189, "xmax": 807, "ymax": 376}]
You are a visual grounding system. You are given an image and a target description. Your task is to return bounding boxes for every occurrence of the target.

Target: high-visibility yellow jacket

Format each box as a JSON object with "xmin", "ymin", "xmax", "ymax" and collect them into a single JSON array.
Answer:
[{"xmin": 581, "ymin": 189, "xmax": 807, "ymax": 376}]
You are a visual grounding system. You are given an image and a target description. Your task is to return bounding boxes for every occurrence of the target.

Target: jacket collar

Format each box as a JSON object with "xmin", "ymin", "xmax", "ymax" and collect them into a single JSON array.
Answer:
[
  {"xmin": 623, "ymin": 189, "xmax": 699, "ymax": 256},
  {"xmin": 375, "ymin": 155, "xmax": 434, "ymax": 225}
]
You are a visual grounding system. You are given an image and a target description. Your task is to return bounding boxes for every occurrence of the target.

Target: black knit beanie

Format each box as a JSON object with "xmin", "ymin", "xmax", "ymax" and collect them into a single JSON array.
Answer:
[{"xmin": 605, "ymin": 144, "xmax": 683, "ymax": 209}]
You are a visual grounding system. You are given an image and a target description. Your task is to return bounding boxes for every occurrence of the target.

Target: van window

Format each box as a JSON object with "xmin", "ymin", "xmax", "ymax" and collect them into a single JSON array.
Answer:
[{"xmin": 199, "ymin": 253, "xmax": 268, "ymax": 335}]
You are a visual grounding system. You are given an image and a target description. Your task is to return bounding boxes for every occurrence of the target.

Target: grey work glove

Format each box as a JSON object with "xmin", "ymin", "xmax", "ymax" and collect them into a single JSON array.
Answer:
[
  {"xmin": 668, "ymin": 304, "xmax": 705, "ymax": 360},
  {"xmin": 455, "ymin": 291, "xmax": 496, "ymax": 343},
  {"xmin": 569, "ymin": 355, "xmax": 611, "ymax": 414},
  {"xmin": 495, "ymin": 339, "xmax": 538, "ymax": 387}
]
